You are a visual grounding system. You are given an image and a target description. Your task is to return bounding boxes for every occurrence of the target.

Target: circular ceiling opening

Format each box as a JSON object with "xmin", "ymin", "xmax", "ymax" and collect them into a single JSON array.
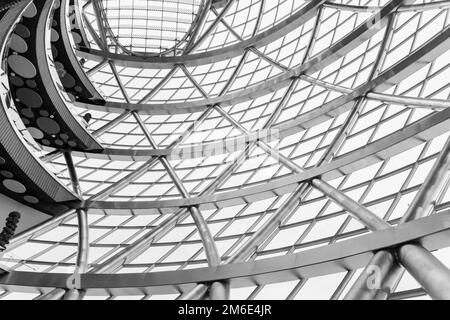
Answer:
[{"xmin": 101, "ymin": 0, "xmax": 206, "ymax": 56}]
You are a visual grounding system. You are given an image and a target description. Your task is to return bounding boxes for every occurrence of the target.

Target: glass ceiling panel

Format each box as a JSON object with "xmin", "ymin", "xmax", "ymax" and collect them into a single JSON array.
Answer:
[{"xmin": 0, "ymin": 0, "xmax": 449, "ymax": 301}]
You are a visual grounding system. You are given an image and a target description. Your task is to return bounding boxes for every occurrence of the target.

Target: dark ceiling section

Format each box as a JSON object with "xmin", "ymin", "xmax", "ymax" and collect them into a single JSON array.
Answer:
[
  {"xmin": 51, "ymin": 0, "xmax": 105, "ymax": 105},
  {"xmin": 68, "ymin": 0, "xmax": 91, "ymax": 50},
  {"xmin": 0, "ymin": 136, "xmax": 78, "ymax": 216},
  {"xmin": 0, "ymin": 1, "xmax": 80, "ymax": 215},
  {"xmin": 6, "ymin": 0, "xmax": 103, "ymax": 151},
  {"xmin": 0, "ymin": 0, "xmax": 26, "ymax": 13}
]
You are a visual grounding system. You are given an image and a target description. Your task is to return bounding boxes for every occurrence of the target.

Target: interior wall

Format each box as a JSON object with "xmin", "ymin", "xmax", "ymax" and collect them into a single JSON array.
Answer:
[{"xmin": 0, "ymin": 193, "xmax": 50, "ymax": 235}]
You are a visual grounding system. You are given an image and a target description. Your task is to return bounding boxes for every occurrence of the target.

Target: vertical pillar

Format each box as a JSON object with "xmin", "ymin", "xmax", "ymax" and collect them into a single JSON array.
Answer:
[
  {"xmin": 63, "ymin": 152, "xmax": 89, "ymax": 300},
  {"xmin": 398, "ymin": 244, "xmax": 450, "ymax": 300},
  {"xmin": 346, "ymin": 135, "xmax": 450, "ymax": 299}
]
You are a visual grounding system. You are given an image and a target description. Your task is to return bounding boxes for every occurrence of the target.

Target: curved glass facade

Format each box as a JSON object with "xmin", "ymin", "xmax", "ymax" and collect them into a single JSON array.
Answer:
[{"xmin": 0, "ymin": 0, "xmax": 449, "ymax": 300}]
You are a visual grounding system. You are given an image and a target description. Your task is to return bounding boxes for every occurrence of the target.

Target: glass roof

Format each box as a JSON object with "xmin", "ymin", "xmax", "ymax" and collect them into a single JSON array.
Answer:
[
  {"xmin": 99, "ymin": 0, "xmax": 205, "ymax": 55},
  {"xmin": 1, "ymin": 0, "xmax": 450, "ymax": 300}
]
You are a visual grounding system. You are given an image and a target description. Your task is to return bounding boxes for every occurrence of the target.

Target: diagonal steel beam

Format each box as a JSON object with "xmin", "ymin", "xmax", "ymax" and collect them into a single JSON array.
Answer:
[
  {"xmin": 345, "ymin": 135, "xmax": 450, "ymax": 300},
  {"xmin": 186, "ymin": 0, "xmax": 236, "ymax": 54}
]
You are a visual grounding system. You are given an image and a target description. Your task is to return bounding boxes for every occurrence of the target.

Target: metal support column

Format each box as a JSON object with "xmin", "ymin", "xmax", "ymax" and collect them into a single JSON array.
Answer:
[
  {"xmin": 345, "ymin": 135, "xmax": 450, "ymax": 300},
  {"xmin": 38, "ymin": 152, "xmax": 89, "ymax": 300},
  {"xmin": 398, "ymin": 244, "xmax": 450, "ymax": 300},
  {"xmin": 89, "ymin": 144, "xmax": 253, "ymax": 275},
  {"xmin": 62, "ymin": 152, "xmax": 89, "ymax": 300},
  {"xmin": 133, "ymin": 112, "xmax": 226, "ymax": 299},
  {"xmin": 310, "ymin": 179, "xmax": 391, "ymax": 231},
  {"xmin": 64, "ymin": 152, "xmax": 89, "ymax": 274},
  {"xmin": 88, "ymin": 106, "xmax": 243, "ymax": 277},
  {"xmin": 214, "ymin": 104, "xmax": 391, "ymax": 232}
]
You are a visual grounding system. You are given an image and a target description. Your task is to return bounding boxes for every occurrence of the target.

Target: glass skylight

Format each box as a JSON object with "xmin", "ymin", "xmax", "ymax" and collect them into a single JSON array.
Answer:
[{"xmin": 1, "ymin": 0, "xmax": 450, "ymax": 301}]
